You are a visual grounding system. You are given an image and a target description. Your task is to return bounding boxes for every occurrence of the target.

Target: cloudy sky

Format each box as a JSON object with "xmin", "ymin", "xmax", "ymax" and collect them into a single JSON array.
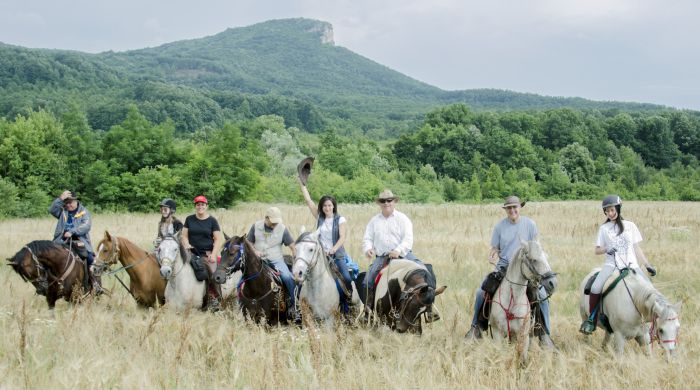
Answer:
[{"xmin": 2, "ymin": 0, "xmax": 698, "ymax": 109}]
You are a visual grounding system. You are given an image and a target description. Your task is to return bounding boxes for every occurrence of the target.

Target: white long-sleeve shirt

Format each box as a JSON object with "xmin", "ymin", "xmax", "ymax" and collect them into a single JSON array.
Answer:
[{"xmin": 362, "ymin": 210, "xmax": 413, "ymax": 257}]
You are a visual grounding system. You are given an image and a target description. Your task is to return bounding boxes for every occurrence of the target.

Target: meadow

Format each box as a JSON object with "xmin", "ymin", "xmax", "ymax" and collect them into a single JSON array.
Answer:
[{"xmin": 0, "ymin": 201, "xmax": 697, "ymax": 389}]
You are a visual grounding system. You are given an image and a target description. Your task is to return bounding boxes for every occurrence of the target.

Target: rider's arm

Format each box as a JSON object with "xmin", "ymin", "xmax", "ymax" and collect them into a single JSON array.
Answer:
[
  {"xmin": 594, "ymin": 246, "xmax": 607, "ymax": 256},
  {"xmin": 48, "ymin": 198, "xmax": 64, "ymax": 219},
  {"xmin": 211, "ymin": 230, "xmax": 224, "ymax": 262},
  {"xmin": 330, "ymin": 220, "xmax": 347, "ymax": 255},
  {"xmin": 488, "ymin": 246, "xmax": 500, "ymax": 264},
  {"xmin": 300, "ymin": 181, "xmax": 319, "ymax": 219},
  {"xmin": 181, "ymin": 227, "xmax": 192, "ymax": 250},
  {"xmin": 394, "ymin": 214, "xmax": 413, "ymax": 257},
  {"xmin": 633, "ymin": 243, "xmax": 651, "ymax": 268}
]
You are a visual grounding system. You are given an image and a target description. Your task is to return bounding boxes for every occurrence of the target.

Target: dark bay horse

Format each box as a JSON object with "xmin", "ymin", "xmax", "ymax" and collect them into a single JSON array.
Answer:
[
  {"xmin": 93, "ymin": 231, "xmax": 166, "ymax": 308},
  {"xmin": 7, "ymin": 240, "xmax": 88, "ymax": 310},
  {"xmin": 215, "ymin": 236, "xmax": 289, "ymax": 325}
]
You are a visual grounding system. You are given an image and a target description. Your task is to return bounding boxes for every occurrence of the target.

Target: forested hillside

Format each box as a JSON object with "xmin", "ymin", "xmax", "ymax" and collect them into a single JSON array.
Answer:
[{"xmin": 1, "ymin": 18, "xmax": 699, "ymax": 218}]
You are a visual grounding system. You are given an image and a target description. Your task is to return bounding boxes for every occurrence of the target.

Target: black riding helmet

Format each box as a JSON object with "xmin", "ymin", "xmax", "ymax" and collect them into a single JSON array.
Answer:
[
  {"xmin": 160, "ymin": 198, "xmax": 177, "ymax": 212},
  {"xmin": 602, "ymin": 195, "xmax": 621, "ymax": 212}
]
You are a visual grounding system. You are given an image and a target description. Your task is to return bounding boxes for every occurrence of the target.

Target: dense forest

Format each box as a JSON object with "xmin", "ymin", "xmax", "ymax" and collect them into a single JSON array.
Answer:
[
  {"xmin": 1, "ymin": 103, "xmax": 698, "ymax": 218},
  {"xmin": 1, "ymin": 18, "xmax": 699, "ymax": 218}
]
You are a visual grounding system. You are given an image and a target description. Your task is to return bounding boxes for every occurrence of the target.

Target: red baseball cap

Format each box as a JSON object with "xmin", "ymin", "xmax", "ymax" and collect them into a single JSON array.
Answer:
[{"xmin": 193, "ymin": 195, "xmax": 208, "ymax": 204}]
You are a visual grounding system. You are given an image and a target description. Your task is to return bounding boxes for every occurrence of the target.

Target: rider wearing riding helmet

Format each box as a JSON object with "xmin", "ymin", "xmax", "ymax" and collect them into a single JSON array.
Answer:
[
  {"xmin": 181, "ymin": 195, "xmax": 224, "ymax": 312},
  {"xmin": 580, "ymin": 195, "xmax": 656, "ymax": 334},
  {"xmin": 156, "ymin": 198, "xmax": 183, "ymax": 240},
  {"xmin": 49, "ymin": 190, "xmax": 103, "ymax": 294},
  {"xmin": 465, "ymin": 195, "xmax": 554, "ymax": 348}
]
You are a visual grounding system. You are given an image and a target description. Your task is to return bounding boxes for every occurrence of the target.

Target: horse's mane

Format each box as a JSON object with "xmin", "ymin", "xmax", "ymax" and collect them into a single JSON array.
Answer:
[
  {"xmin": 628, "ymin": 272, "xmax": 671, "ymax": 317},
  {"xmin": 114, "ymin": 236, "xmax": 151, "ymax": 259},
  {"xmin": 295, "ymin": 232, "xmax": 312, "ymax": 244},
  {"xmin": 10, "ymin": 240, "xmax": 63, "ymax": 265}
]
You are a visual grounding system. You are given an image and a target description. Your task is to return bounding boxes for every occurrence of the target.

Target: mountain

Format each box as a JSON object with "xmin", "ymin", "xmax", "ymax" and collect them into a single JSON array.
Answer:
[{"xmin": 0, "ymin": 18, "xmax": 682, "ymax": 135}]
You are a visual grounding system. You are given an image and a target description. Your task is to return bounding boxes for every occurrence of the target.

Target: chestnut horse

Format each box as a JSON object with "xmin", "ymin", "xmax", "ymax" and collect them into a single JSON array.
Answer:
[
  {"xmin": 7, "ymin": 240, "xmax": 88, "ymax": 310},
  {"xmin": 93, "ymin": 231, "xmax": 166, "ymax": 308}
]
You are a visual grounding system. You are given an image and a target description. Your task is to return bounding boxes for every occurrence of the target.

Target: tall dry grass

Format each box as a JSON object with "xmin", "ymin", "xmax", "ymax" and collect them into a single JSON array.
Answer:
[{"xmin": 0, "ymin": 201, "xmax": 697, "ymax": 389}]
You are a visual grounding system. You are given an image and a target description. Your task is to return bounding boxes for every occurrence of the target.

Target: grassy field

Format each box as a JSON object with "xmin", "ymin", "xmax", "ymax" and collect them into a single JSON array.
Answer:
[{"xmin": 1, "ymin": 201, "xmax": 697, "ymax": 389}]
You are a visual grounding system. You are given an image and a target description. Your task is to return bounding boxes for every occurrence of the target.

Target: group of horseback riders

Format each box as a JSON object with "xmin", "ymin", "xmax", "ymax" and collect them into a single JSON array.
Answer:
[{"xmin": 49, "ymin": 158, "xmax": 656, "ymax": 338}]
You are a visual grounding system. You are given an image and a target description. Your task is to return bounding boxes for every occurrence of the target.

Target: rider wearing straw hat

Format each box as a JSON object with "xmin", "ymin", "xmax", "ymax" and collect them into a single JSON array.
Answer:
[
  {"xmin": 361, "ymin": 188, "xmax": 440, "ymax": 322},
  {"xmin": 465, "ymin": 195, "xmax": 555, "ymax": 348},
  {"xmin": 580, "ymin": 195, "xmax": 656, "ymax": 334}
]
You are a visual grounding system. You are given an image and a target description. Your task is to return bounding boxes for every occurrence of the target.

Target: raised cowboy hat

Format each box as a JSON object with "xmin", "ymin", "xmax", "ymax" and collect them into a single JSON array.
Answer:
[
  {"xmin": 63, "ymin": 191, "xmax": 79, "ymax": 202},
  {"xmin": 502, "ymin": 195, "xmax": 525, "ymax": 208},
  {"xmin": 376, "ymin": 189, "xmax": 399, "ymax": 202},
  {"xmin": 297, "ymin": 157, "xmax": 315, "ymax": 186}
]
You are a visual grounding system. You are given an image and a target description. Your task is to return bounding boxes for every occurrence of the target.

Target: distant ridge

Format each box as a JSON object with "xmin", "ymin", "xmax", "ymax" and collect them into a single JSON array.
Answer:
[{"xmin": 0, "ymin": 18, "xmax": 682, "ymax": 134}]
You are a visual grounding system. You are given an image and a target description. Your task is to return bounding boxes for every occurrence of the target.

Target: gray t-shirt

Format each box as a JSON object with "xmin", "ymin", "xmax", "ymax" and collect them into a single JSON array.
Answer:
[{"xmin": 491, "ymin": 216, "xmax": 538, "ymax": 270}]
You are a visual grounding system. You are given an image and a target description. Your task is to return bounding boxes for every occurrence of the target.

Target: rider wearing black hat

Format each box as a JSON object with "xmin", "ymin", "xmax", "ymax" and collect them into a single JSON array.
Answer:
[{"xmin": 157, "ymin": 198, "xmax": 183, "ymax": 239}]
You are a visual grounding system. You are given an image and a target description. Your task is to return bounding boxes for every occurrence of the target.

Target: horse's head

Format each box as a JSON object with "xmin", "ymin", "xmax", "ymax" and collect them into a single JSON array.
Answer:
[
  {"xmin": 292, "ymin": 231, "xmax": 321, "ymax": 284},
  {"xmin": 7, "ymin": 241, "xmax": 61, "ymax": 295},
  {"xmin": 393, "ymin": 268, "xmax": 446, "ymax": 333},
  {"xmin": 518, "ymin": 240, "xmax": 557, "ymax": 293},
  {"xmin": 93, "ymin": 231, "xmax": 120, "ymax": 277},
  {"xmin": 652, "ymin": 300, "xmax": 682, "ymax": 358},
  {"xmin": 158, "ymin": 234, "xmax": 181, "ymax": 280},
  {"xmin": 215, "ymin": 235, "xmax": 245, "ymax": 284}
]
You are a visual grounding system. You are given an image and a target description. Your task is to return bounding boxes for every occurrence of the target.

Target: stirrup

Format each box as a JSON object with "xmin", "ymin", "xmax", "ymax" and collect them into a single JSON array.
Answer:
[{"xmin": 579, "ymin": 319, "xmax": 596, "ymax": 335}]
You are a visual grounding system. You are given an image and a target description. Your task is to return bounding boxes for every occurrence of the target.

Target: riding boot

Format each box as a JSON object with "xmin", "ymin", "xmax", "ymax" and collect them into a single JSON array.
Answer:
[
  {"xmin": 465, "ymin": 324, "xmax": 483, "ymax": 340},
  {"xmin": 207, "ymin": 282, "xmax": 221, "ymax": 312},
  {"xmin": 363, "ymin": 288, "xmax": 376, "ymax": 323},
  {"xmin": 579, "ymin": 293, "xmax": 601, "ymax": 334},
  {"xmin": 538, "ymin": 333, "xmax": 556, "ymax": 350},
  {"xmin": 89, "ymin": 267, "xmax": 104, "ymax": 296}
]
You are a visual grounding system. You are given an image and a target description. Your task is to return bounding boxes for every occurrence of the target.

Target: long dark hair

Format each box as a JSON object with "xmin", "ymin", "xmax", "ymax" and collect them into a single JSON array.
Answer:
[
  {"xmin": 317, "ymin": 195, "xmax": 338, "ymax": 218},
  {"xmin": 604, "ymin": 205, "xmax": 625, "ymax": 235}
]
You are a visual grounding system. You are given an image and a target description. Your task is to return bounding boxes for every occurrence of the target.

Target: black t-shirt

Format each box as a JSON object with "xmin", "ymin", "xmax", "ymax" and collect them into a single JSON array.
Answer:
[{"xmin": 184, "ymin": 215, "xmax": 220, "ymax": 254}]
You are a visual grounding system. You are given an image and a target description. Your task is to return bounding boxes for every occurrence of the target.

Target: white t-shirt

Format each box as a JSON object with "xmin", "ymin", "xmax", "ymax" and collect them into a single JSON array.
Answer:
[
  {"xmin": 596, "ymin": 220, "xmax": 643, "ymax": 269},
  {"xmin": 319, "ymin": 216, "xmax": 346, "ymax": 252}
]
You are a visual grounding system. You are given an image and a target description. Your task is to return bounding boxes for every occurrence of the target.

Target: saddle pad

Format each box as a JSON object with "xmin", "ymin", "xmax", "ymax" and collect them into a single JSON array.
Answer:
[{"xmin": 374, "ymin": 259, "xmax": 427, "ymax": 304}]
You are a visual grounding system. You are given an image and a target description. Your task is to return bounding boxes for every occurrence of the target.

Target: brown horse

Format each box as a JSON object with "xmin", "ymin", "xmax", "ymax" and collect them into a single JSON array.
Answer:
[
  {"xmin": 216, "ymin": 235, "xmax": 289, "ymax": 325},
  {"xmin": 7, "ymin": 240, "xmax": 88, "ymax": 310},
  {"xmin": 93, "ymin": 231, "xmax": 166, "ymax": 308}
]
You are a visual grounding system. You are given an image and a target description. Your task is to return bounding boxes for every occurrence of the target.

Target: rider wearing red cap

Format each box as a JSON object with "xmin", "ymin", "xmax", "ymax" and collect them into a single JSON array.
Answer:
[{"xmin": 181, "ymin": 195, "xmax": 224, "ymax": 311}]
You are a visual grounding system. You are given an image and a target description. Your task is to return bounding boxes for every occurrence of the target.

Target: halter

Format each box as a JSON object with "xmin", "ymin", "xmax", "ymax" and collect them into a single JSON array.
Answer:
[
  {"xmin": 649, "ymin": 313, "xmax": 680, "ymax": 349},
  {"xmin": 159, "ymin": 236, "xmax": 187, "ymax": 280},
  {"xmin": 390, "ymin": 280, "xmax": 430, "ymax": 328},
  {"xmin": 233, "ymin": 239, "xmax": 281, "ymax": 307},
  {"xmin": 20, "ymin": 245, "xmax": 49, "ymax": 291},
  {"xmin": 293, "ymin": 236, "xmax": 326, "ymax": 284}
]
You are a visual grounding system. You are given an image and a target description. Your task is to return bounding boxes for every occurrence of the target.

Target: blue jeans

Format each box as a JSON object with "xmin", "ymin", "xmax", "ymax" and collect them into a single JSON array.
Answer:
[
  {"xmin": 270, "ymin": 259, "xmax": 296, "ymax": 308},
  {"xmin": 470, "ymin": 277, "xmax": 551, "ymax": 335},
  {"xmin": 362, "ymin": 251, "xmax": 422, "ymax": 292}
]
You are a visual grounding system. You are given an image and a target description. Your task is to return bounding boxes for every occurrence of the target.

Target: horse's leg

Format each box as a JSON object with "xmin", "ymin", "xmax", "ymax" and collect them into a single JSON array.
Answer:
[
  {"xmin": 613, "ymin": 332, "xmax": 626, "ymax": 356},
  {"xmin": 601, "ymin": 331, "xmax": 612, "ymax": 351},
  {"xmin": 636, "ymin": 326, "xmax": 652, "ymax": 356}
]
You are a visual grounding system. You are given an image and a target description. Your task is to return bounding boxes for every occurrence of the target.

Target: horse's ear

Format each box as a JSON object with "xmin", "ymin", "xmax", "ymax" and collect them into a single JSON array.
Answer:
[
  {"xmin": 223, "ymin": 232, "xmax": 230, "ymax": 241},
  {"xmin": 300, "ymin": 225, "xmax": 307, "ymax": 234},
  {"xmin": 435, "ymin": 285, "xmax": 447, "ymax": 295},
  {"xmin": 104, "ymin": 230, "xmax": 112, "ymax": 240},
  {"xmin": 673, "ymin": 301, "xmax": 683, "ymax": 313}
]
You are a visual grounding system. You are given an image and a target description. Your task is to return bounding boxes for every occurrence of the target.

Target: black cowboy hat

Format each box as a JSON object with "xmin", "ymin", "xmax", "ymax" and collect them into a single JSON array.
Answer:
[
  {"xmin": 63, "ymin": 192, "xmax": 79, "ymax": 203},
  {"xmin": 297, "ymin": 157, "xmax": 314, "ymax": 186}
]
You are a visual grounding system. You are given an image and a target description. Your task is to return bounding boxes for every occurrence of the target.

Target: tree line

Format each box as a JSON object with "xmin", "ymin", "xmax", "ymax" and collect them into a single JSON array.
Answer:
[{"xmin": 1, "ymin": 104, "xmax": 699, "ymax": 218}]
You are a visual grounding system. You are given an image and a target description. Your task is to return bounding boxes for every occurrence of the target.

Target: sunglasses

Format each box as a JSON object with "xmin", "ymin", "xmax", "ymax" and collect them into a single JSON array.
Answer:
[{"xmin": 379, "ymin": 199, "xmax": 394, "ymax": 204}]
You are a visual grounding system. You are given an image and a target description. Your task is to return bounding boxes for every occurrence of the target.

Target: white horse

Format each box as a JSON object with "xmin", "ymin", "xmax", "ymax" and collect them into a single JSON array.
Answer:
[
  {"xmin": 579, "ymin": 268, "xmax": 681, "ymax": 360},
  {"xmin": 157, "ymin": 234, "xmax": 236, "ymax": 311},
  {"xmin": 489, "ymin": 240, "xmax": 554, "ymax": 364},
  {"xmin": 292, "ymin": 231, "xmax": 360, "ymax": 326}
]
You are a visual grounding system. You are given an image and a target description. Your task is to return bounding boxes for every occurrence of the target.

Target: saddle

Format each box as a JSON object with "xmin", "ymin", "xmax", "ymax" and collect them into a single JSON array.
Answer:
[
  {"xmin": 582, "ymin": 268, "xmax": 633, "ymax": 334},
  {"xmin": 62, "ymin": 241, "xmax": 91, "ymax": 291}
]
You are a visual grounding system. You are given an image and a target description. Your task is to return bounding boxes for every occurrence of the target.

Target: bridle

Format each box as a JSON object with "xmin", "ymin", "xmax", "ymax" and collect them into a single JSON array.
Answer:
[
  {"xmin": 649, "ymin": 312, "xmax": 680, "ymax": 348},
  {"xmin": 390, "ymin": 280, "xmax": 430, "ymax": 328},
  {"xmin": 293, "ymin": 236, "xmax": 325, "ymax": 284},
  {"xmin": 18, "ymin": 245, "xmax": 49, "ymax": 292},
  {"xmin": 25, "ymin": 244, "xmax": 78, "ymax": 293},
  {"xmin": 158, "ymin": 236, "xmax": 186, "ymax": 280}
]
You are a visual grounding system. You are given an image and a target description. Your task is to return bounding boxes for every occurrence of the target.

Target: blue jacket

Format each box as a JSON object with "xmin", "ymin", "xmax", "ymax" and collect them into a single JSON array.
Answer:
[{"xmin": 49, "ymin": 198, "xmax": 94, "ymax": 254}]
